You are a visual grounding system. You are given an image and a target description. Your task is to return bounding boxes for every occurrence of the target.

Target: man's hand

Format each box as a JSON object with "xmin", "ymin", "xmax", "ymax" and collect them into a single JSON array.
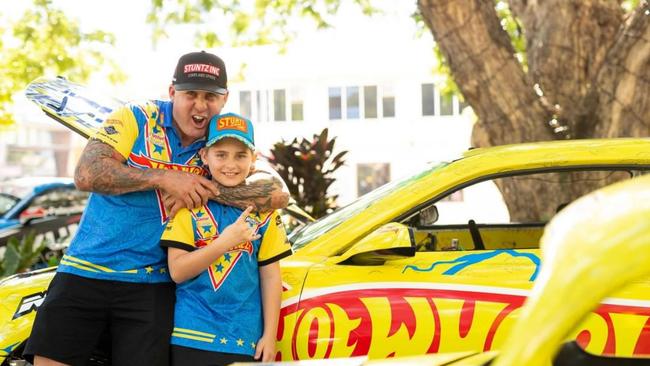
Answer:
[{"xmin": 159, "ymin": 171, "xmax": 220, "ymax": 218}]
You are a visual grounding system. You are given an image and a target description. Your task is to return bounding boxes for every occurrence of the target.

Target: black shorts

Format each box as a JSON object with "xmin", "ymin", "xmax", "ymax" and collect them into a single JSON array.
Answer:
[
  {"xmin": 24, "ymin": 272, "xmax": 175, "ymax": 366},
  {"xmin": 171, "ymin": 345, "xmax": 255, "ymax": 366}
]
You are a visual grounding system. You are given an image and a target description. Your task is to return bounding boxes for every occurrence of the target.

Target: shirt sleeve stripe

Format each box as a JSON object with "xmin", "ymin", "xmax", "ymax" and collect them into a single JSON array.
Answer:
[
  {"xmin": 160, "ymin": 240, "xmax": 196, "ymax": 252},
  {"xmin": 258, "ymin": 249, "xmax": 292, "ymax": 267}
]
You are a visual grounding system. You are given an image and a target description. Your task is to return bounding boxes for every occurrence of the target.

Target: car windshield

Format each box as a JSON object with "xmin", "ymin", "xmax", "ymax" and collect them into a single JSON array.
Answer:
[
  {"xmin": 0, "ymin": 183, "xmax": 35, "ymax": 199},
  {"xmin": 289, "ymin": 161, "xmax": 449, "ymax": 251},
  {"xmin": 0, "ymin": 193, "xmax": 20, "ymax": 216},
  {"xmin": 0, "ymin": 177, "xmax": 75, "ymax": 217}
]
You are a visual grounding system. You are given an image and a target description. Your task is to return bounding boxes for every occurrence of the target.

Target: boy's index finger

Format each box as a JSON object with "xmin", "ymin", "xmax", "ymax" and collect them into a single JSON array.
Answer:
[{"xmin": 238, "ymin": 206, "xmax": 254, "ymax": 223}]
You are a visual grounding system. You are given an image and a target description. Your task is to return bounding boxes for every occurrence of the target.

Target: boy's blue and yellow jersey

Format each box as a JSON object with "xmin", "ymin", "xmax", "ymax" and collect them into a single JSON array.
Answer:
[
  {"xmin": 160, "ymin": 203, "xmax": 292, "ymax": 356},
  {"xmin": 57, "ymin": 100, "xmax": 206, "ymax": 283}
]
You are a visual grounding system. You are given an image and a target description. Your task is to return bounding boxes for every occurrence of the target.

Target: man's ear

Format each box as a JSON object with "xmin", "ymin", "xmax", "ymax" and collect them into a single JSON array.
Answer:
[{"xmin": 169, "ymin": 85, "xmax": 176, "ymax": 100}]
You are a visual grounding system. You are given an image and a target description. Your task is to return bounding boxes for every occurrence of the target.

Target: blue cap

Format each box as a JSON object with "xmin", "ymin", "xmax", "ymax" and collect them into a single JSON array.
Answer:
[{"xmin": 206, "ymin": 113, "xmax": 255, "ymax": 151}]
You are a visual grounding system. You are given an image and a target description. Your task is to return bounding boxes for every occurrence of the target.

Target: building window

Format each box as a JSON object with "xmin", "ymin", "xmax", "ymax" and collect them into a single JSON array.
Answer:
[
  {"xmin": 291, "ymin": 102, "xmax": 303, "ymax": 121},
  {"xmin": 357, "ymin": 163, "xmax": 391, "ymax": 196},
  {"xmin": 273, "ymin": 89, "xmax": 286, "ymax": 121},
  {"xmin": 289, "ymin": 87, "xmax": 304, "ymax": 121},
  {"xmin": 421, "ymin": 83, "xmax": 435, "ymax": 116},
  {"xmin": 382, "ymin": 85, "xmax": 395, "ymax": 118},
  {"xmin": 239, "ymin": 87, "xmax": 303, "ymax": 122},
  {"xmin": 329, "ymin": 84, "xmax": 395, "ymax": 120},
  {"xmin": 346, "ymin": 86, "xmax": 360, "ymax": 119},
  {"xmin": 364, "ymin": 86, "xmax": 377, "ymax": 118},
  {"xmin": 440, "ymin": 93, "xmax": 454, "ymax": 116},
  {"xmin": 329, "ymin": 87, "xmax": 342, "ymax": 120},
  {"xmin": 459, "ymin": 98, "xmax": 470, "ymax": 114},
  {"xmin": 256, "ymin": 90, "xmax": 267, "ymax": 122},
  {"xmin": 239, "ymin": 91, "xmax": 252, "ymax": 119}
]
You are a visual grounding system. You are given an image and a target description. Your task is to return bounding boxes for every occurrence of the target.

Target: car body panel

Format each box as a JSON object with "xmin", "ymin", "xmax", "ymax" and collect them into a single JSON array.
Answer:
[
  {"xmin": 0, "ymin": 178, "xmax": 76, "ymax": 230},
  {"xmin": 276, "ymin": 250, "xmax": 650, "ymax": 360},
  {"xmin": 0, "ymin": 178, "xmax": 88, "ymax": 250},
  {"xmin": 0, "ymin": 268, "xmax": 55, "ymax": 361}
]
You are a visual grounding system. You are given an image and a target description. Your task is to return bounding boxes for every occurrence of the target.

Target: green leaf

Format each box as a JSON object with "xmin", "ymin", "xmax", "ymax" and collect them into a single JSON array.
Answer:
[
  {"xmin": 2, "ymin": 241, "xmax": 21, "ymax": 277},
  {"xmin": 1, "ymin": 0, "xmax": 122, "ymax": 126}
]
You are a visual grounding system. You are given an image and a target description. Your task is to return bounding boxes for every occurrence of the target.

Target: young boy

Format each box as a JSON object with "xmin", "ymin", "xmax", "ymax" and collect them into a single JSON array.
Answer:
[{"xmin": 160, "ymin": 112, "xmax": 292, "ymax": 366}]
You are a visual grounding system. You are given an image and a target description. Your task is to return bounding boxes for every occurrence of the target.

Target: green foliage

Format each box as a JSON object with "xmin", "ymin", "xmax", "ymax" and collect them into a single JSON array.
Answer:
[
  {"xmin": 495, "ymin": 1, "xmax": 527, "ymax": 69},
  {"xmin": 0, "ymin": 0, "xmax": 125, "ymax": 126},
  {"xmin": 147, "ymin": 0, "xmax": 378, "ymax": 48},
  {"xmin": 267, "ymin": 128, "xmax": 347, "ymax": 219},
  {"xmin": 0, "ymin": 231, "xmax": 47, "ymax": 278},
  {"xmin": 621, "ymin": 0, "xmax": 641, "ymax": 12}
]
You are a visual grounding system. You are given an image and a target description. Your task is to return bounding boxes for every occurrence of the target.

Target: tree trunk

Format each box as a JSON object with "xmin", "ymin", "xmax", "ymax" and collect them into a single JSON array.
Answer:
[{"xmin": 417, "ymin": 0, "xmax": 650, "ymax": 221}]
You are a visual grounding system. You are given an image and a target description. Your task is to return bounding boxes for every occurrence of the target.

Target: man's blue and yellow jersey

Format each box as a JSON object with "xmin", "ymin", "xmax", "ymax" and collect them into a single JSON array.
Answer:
[
  {"xmin": 57, "ymin": 100, "xmax": 206, "ymax": 283},
  {"xmin": 160, "ymin": 203, "xmax": 292, "ymax": 356}
]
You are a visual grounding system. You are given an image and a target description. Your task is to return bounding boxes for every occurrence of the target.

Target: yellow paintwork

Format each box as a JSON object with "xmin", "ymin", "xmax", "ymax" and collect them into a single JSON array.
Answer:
[
  {"xmin": 492, "ymin": 174, "xmax": 650, "ymax": 366},
  {"xmin": 0, "ymin": 268, "xmax": 55, "ymax": 362},
  {"xmin": 2, "ymin": 139, "xmax": 650, "ymax": 364}
]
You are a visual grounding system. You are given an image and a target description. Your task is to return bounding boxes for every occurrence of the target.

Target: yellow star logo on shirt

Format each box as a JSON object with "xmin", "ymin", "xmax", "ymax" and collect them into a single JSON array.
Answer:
[
  {"xmin": 220, "ymin": 337, "xmax": 228, "ymax": 344},
  {"xmin": 236, "ymin": 339, "xmax": 244, "ymax": 347},
  {"xmin": 250, "ymin": 342, "xmax": 256, "ymax": 349},
  {"xmin": 159, "ymin": 268, "xmax": 167, "ymax": 274},
  {"xmin": 145, "ymin": 266, "xmax": 154, "ymax": 274}
]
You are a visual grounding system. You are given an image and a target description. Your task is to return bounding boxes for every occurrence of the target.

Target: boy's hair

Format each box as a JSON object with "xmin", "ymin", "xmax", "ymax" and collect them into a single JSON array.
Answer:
[{"xmin": 206, "ymin": 113, "xmax": 255, "ymax": 152}]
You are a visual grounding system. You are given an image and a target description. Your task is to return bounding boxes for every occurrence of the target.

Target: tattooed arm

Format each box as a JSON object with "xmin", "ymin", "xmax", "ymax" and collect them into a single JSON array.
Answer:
[
  {"xmin": 74, "ymin": 139, "xmax": 218, "ymax": 208},
  {"xmin": 213, "ymin": 171, "xmax": 289, "ymax": 212}
]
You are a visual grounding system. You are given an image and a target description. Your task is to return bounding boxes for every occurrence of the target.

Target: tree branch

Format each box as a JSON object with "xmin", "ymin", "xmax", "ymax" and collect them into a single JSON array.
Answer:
[
  {"xmin": 418, "ymin": 0, "xmax": 555, "ymax": 146},
  {"xmin": 595, "ymin": 0, "xmax": 650, "ymax": 137}
]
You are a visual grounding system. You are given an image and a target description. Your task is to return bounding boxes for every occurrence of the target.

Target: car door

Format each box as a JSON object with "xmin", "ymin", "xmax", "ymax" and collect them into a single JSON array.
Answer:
[{"xmin": 282, "ymin": 244, "xmax": 538, "ymax": 361}]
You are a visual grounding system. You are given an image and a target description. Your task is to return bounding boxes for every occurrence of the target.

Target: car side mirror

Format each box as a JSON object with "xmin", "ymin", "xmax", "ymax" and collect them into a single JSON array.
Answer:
[
  {"xmin": 419, "ymin": 204, "xmax": 439, "ymax": 226},
  {"xmin": 333, "ymin": 223, "xmax": 416, "ymax": 265}
]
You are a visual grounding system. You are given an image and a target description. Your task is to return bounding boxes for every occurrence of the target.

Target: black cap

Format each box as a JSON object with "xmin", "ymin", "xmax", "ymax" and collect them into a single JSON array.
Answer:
[{"xmin": 172, "ymin": 51, "xmax": 228, "ymax": 95}]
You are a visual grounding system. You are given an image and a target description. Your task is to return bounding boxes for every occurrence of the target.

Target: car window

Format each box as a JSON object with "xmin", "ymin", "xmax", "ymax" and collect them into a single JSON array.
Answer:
[
  {"xmin": 0, "ymin": 193, "xmax": 19, "ymax": 216},
  {"xmin": 25, "ymin": 187, "xmax": 89, "ymax": 216},
  {"xmin": 403, "ymin": 168, "xmax": 646, "ymax": 252},
  {"xmin": 433, "ymin": 170, "xmax": 637, "ymax": 225}
]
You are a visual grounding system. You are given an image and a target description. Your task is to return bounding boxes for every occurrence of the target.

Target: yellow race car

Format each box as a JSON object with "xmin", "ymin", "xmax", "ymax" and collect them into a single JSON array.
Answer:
[
  {"xmin": 244, "ymin": 175, "xmax": 650, "ymax": 366},
  {"xmin": 2, "ymin": 138, "xmax": 649, "ymax": 365}
]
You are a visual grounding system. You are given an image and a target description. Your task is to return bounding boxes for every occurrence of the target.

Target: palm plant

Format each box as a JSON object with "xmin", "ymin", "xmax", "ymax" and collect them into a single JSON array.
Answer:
[{"xmin": 266, "ymin": 128, "xmax": 347, "ymax": 219}]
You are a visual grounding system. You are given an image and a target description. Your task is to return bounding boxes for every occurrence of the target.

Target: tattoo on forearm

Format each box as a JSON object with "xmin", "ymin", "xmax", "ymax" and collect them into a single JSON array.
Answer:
[
  {"xmin": 75, "ymin": 139, "xmax": 162, "ymax": 195},
  {"xmin": 215, "ymin": 176, "xmax": 287, "ymax": 211}
]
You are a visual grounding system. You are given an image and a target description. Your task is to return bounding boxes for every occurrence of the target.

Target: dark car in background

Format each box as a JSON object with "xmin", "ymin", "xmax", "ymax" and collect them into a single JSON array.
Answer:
[{"xmin": 0, "ymin": 177, "xmax": 89, "ymax": 249}]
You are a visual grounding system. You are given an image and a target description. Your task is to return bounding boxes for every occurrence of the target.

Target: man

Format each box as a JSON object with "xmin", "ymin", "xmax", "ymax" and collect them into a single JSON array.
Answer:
[{"xmin": 24, "ymin": 51, "xmax": 289, "ymax": 366}]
